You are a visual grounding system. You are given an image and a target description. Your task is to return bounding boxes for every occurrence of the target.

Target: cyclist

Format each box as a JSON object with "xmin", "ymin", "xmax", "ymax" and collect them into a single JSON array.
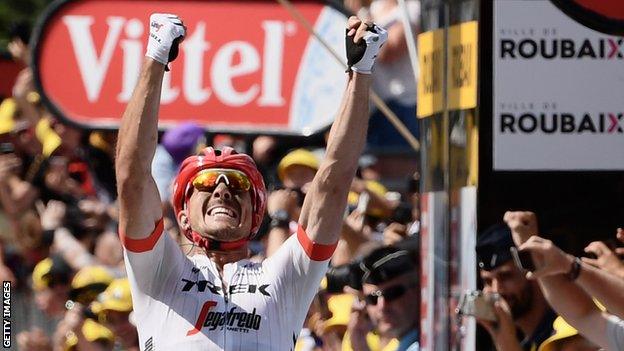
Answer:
[{"xmin": 115, "ymin": 12, "xmax": 387, "ymax": 350}]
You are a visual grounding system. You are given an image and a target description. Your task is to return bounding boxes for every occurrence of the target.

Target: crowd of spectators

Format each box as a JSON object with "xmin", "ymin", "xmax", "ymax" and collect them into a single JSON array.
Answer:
[
  {"xmin": 0, "ymin": 1, "xmax": 423, "ymax": 349},
  {"xmin": 474, "ymin": 211, "xmax": 624, "ymax": 351}
]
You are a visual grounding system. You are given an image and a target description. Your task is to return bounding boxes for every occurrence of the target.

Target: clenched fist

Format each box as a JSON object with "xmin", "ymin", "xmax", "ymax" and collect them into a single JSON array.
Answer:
[
  {"xmin": 145, "ymin": 13, "xmax": 186, "ymax": 70},
  {"xmin": 503, "ymin": 211, "xmax": 538, "ymax": 247},
  {"xmin": 345, "ymin": 16, "xmax": 388, "ymax": 74}
]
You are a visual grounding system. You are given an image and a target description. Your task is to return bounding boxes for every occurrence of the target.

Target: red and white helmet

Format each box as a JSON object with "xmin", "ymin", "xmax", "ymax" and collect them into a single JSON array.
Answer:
[{"xmin": 172, "ymin": 147, "xmax": 267, "ymax": 244}]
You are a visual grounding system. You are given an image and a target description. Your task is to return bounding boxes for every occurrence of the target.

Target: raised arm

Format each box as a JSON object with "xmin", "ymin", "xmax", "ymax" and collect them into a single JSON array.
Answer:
[
  {"xmin": 115, "ymin": 14, "xmax": 185, "ymax": 238},
  {"xmin": 519, "ymin": 236, "xmax": 610, "ymax": 348},
  {"xmin": 298, "ymin": 17, "xmax": 387, "ymax": 246}
]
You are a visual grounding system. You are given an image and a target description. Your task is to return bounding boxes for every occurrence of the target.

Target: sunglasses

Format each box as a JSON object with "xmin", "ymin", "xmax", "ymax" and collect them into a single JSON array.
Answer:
[
  {"xmin": 364, "ymin": 283, "xmax": 415, "ymax": 305},
  {"xmin": 191, "ymin": 169, "xmax": 251, "ymax": 193}
]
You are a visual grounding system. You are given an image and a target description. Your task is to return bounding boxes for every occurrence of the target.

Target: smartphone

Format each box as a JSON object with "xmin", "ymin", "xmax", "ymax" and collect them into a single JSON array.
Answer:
[
  {"xmin": 456, "ymin": 290, "xmax": 498, "ymax": 322},
  {"xmin": 510, "ymin": 246, "xmax": 536, "ymax": 272},
  {"xmin": 0, "ymin": 143, "xmax": 14, "ymax": 154},
  {"xmin": 356, "ymin": 191, "xmax": 370, "ymax": 214}
]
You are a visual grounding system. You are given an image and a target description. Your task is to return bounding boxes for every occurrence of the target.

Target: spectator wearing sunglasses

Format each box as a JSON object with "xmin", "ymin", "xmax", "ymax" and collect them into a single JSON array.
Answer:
[
  {"xmin": 475, "ymin": 224, "xmax": 556, "ymax": 351},
  {"xmin": 346, "ymin": 245, "xmax": 420, "ymax": 351}
]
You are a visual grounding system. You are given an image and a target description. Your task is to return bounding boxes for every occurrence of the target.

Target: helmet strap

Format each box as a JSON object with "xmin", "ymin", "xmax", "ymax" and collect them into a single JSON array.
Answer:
[{"xmin": 189, "ymin": 231, "xmax": 249, "ymax": 251}]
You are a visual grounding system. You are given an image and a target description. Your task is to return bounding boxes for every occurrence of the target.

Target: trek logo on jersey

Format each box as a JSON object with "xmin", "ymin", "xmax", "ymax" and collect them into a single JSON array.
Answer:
[
  {"xmin": 181, "ymin": 279, "xmax": 271, "ymax": 296},
  {"xmin": 187, "ymin": 301, "xmax": 263, "ymax": 336}
]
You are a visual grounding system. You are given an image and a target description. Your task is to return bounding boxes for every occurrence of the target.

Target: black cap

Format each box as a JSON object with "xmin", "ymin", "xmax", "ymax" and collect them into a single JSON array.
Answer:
[
  {"xmin": 476, "ymin": 224, "xmax": 514, "ymax": 271},
  {"xmin": 360, "ymin": 246, "xmax": 416, "ymax": 285},
  {"xmin": 45, "ymin": 254, "xmax": 73, "ymax": 287}
]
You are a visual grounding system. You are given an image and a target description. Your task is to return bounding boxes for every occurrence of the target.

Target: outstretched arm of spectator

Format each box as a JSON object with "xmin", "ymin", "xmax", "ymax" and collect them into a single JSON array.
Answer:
[
  {"xmin": 0, "ymin": 154, "xmax": 39, "ymax": 217},
  {"xmin": 116, "ymin": 15, "xmax": 185, "ymax": 239},
  {"xmin": 519, "ymin": 236, "xmax": 610, "ymax": 348},
  {"xmin": 298, "ymin": 17, "xmax": 387, "ymax": 248}
]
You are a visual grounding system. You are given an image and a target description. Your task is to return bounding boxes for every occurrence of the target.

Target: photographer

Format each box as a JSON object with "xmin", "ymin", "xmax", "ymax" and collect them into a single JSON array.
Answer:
[
  {"xmin": 506, "ymin": 211, "xmax": 624, "ymax": 351},
  {"xmin": 53, "ymin": 265, "xmax": 115, "ymax": 351},
  {"xmin": 475, "ymin": 224, "xmax": 556, "ymax": 351},
  {"xmin": 90, "ymin": 279, "xmax": 139, "ymax": 351}
]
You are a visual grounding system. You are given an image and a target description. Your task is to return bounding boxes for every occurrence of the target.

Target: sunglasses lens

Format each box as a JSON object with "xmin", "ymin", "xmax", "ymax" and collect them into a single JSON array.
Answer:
[
  {"xmin": 382, "ymin": 285, "xmax": 407, "ymax": 302},
  {"xmin": 228, "ymin": 172, "xmax": 252, "ymax": 191},
  {"xmin": 192, "ymin": 169, "xmax": 251, "ymax": 192},
  {"xmin": 192, "ymin": 172, "xmax": 218, "ymax": 191},
  {"xmin": 365, "ymin": 294, "xmax": 378, "ymax": 305},
  {"xmin": 365, "ymin": 285, "xmax": 408, "ymax": 305}
]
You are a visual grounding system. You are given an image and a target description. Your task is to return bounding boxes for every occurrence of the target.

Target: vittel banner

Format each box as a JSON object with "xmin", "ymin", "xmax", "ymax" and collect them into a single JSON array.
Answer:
[
  {"xmin": 32, "ymin": 0, "xmax": 348, "ymax": 135},
  {"xmin": 493, "ymin": 0, "xmax": 624, "ymax": 170}
]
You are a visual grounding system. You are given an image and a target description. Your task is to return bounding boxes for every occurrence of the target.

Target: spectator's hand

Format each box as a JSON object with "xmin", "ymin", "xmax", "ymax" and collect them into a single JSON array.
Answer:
[
  {"xmin": 12, "ymin": 67, "xmax": 34, "ymax": 99},
  {"xmin": 44, "ymin": 157, "xmax": 83, "ymax": 198},
  {"xmin": 350, "ymin": 178, "xmax": 367, "ymax": 194},
  {"xmin": 347, "ymin": 299, "xmax": 373, "ymax": 350},
  {"xmin": 63, "ymin": 302, "xmax": 86, "ymax": 332},
  {"xmin": 78, "ymin": 198, "xmax": 107, "ymax": 217},
  {"xmin": 0, "ymin": 264, "xmax": 16, "ymax": 286},
  {"xmin": 616, "ymin": 228, "xmax": 624, "ymax": 247},
  {"xmin": 504, "ymin": 211, "xmax": 538, "ymax": 247},
  {"xmin": 583, "ymin": 241, "xmax": 624, "ymax": 277},
  {"xmin": 477, "ymin": 298, "xmax": 522, "ymax": 351},
  {"xmin": 519, "ymin": 236, "xmax": 573, "ymax": 279},
  {"xmin": 344, "ymin": 210, "xmax": 366, "ymax": 235},
  {"xmin": 8, "ymin": 39, "xmax": 29, "ymax": 65},
  {"xmin": 267, "ymin": 189, "xmax": 299, "ymax": 218},
  {"xmin": 53, "ymin": 303, "xmax": 86, "ymax": 350},
  {"xmin": 0, "ymin": 153, "xmax": 21, "ymax": 181},
  {"xmin": 17, "ymin": 328, "xmax": 52, "ymax": 351},
  {"xmin": 38, "ymin": 200, "xmax": 66, "ymax": 230},
  {"xmin": 383, "ymin": 222, "xmax": 406, "ymax": 245}
]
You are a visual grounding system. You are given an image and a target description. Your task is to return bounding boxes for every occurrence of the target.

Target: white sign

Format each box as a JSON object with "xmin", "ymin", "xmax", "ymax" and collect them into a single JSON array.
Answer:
[
  {"xmin": 420, "ymin": 191, "xmax": 448, "ymax": 351},
  {"xmin": 493, "ymin": 0, "xmax": 624, "ymax": 170}
]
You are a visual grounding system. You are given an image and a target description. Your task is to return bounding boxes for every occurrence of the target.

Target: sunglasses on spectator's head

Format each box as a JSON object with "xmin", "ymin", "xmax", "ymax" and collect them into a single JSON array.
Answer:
[
  {"xmin": 191, "ymin": 169, "xmax": 251, "ymax": 193},
  {"xmin": 364, "ymin": 283, "xmax": 416, "ymax": 305}
]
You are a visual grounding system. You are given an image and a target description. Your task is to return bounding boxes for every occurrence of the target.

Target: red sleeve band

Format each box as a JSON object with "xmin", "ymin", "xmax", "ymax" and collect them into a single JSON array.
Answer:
[
  {"xmin": 119, "ymin": 218, "xmax": 164, "ymax": 253},
  {"xmin": 296, "ymin": 225, "xmax": 338, "ymax": 261}
]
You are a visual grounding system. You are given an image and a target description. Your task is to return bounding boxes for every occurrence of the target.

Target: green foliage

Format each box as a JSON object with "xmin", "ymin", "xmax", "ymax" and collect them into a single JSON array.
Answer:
[{"xmin": 0, "ymin": 0, "xmax": 54, "ymax": 50}]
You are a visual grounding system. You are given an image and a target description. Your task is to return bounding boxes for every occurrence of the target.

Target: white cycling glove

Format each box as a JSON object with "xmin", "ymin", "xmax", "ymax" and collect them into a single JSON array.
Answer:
[
  {"xmin": 145, "ymin": 13, "xmax": 186, "ymax": 71},
  {"xmin": 345, "ymin": 23, "xmax": 388, "ymax": 74}
]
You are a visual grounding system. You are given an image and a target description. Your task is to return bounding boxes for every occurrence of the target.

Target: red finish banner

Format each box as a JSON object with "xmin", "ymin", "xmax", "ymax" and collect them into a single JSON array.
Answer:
[
  {"xmin": 550, "ymin": 0, "xmax": 624, "ymax": 36},
  {"xmin": 32, "ymin": 0, "xmax": 349, "ymax": 134}
]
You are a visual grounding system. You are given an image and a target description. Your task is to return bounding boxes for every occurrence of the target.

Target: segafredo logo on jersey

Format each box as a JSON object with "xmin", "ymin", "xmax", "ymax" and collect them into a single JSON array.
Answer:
[
  {"xmin": 187, "ymin": 301, "xmax": 262, "ymax": 336},
  {"xmin": 499, "ymin": 37, "xmax": 624, "ymax": 60},
  {"xmin": 499, "ymin": 112, "xmax": 624, "ymax": 134},
  {"xmin": 33, "ymin": 0, "xmax": 347, "ymax": 134}
]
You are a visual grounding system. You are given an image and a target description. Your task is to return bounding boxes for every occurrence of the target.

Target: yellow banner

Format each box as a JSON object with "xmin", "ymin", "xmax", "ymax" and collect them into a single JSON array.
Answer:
[
  {"xmin": 447, "ymin": 21, "xmax": 478, "ymax": 111},
  {"xmin": 417, "ymin": 28, "xmax": 445, "ymax": 118}
]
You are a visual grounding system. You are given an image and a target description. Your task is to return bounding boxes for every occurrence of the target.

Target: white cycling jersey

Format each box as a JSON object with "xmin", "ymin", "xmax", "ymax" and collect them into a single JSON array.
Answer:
[{"xmin": 122, "ymin": 220, "xmax": 331, "ymax": 351}]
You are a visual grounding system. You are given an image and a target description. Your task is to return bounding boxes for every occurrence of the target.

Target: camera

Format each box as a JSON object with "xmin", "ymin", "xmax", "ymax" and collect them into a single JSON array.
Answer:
[
  {"xmin": 325, "ymin": 261, "xmax": 365, "ymax": 293},
  {"xmin": 456, "ymin": 290, "xmax": 499, "ymax": 322},
  {"xmin": 510, "ymin": 246, "xmax": 536, "ymax": 272},
  {"xmin": 0, "ymin": 143, "xmax": 14, "ymax": 155}
]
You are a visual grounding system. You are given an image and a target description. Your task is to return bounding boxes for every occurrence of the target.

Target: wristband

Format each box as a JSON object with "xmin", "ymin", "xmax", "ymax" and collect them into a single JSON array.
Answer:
[{"xmin": 567, "ymin": 256, "xmax": 582, "ymax": 281}]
